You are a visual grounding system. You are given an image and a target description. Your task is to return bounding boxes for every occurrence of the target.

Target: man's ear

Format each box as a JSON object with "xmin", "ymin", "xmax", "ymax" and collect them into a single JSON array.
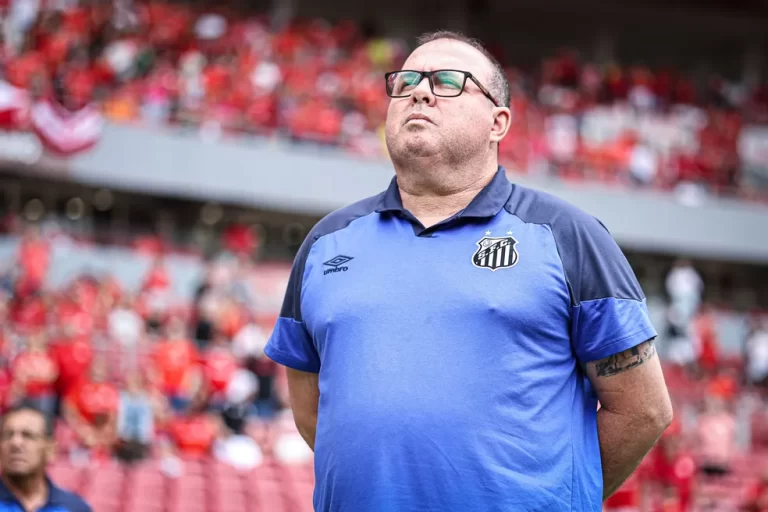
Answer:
[{"xmin": 489, "ymin": 107, "xmax": 512, "ymax": 145}]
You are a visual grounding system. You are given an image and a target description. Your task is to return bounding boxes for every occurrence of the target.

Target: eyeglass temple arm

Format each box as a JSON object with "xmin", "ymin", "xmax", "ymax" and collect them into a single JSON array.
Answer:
[{"xmin": 469, "ymin": 75, "xmax": 500, "ymax": 107}]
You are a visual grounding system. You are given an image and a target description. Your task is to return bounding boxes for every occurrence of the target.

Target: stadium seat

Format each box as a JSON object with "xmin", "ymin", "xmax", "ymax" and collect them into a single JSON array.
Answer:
[
  {"xmin": 247, "ymin": 475, "xmax": 288, "ymax": 512},
  {"xmin": 213, "ymin": 491, "xmax": 248, "ymax": 512},
  {"xmin": 48, "ymin": 461, "xmax": 82, "ymax": 493}
]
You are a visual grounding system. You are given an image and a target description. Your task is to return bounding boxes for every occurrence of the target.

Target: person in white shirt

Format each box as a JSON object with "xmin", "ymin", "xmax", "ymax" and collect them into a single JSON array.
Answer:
[
  {"xmin": 746, "ymin": 317, "xmax": 768, "ymax": 387},
  {"xmin": 213, "ymin": 370, "xmax": 263, "ymax": 471},
  {"xmin": 108, "ymin": 296, "xmax": 144, "ymax": 348},
  {"xmin": 665, "ymin": 259, "xmax": 704, "ymax": 322}
]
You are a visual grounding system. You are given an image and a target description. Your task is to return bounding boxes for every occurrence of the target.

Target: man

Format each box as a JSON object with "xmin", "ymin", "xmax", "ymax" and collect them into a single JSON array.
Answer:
[
  {"xmin": 10, "ymin": 330, "xmax": 58, "ymax": 422},
  {"xmin": 200, "ymin": 331, "xmax": 239, "ymax": 409},
  {"xmin": 50, "ymin": 321, "xmax": 94, "ymax": 405},
  {"xmin": 62, "ymin": 359, "xmax": 120, "ymax": 461},
  {"xmin": 265, "ymin": 30, "xmax": 673, "ymax": 511},
  {"xmin": 0, "ymin": 404, "xmax": 91, "ymax": 512},
  {"xmin": 149, "ymin": 315, "xmax": 200, "ymax": 412}
]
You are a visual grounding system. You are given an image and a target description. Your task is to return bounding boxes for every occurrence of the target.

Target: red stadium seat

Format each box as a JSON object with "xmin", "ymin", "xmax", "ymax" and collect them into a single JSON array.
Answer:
[
  {"xmin": 213, "ymin": 491, "xmax": 248, "ymax": 512},
  {"xmin": 87, "ymin": 497, "xmax": 121, "ymax": 512},
  {"xmin": 247, "ymin": 476, "xmax": 289, "ymax": 512},
  {"xmin": 48, "ymin": 461, "xmax": 83, "ymax": 493},
  {"xmin": 124, "ymin": 502, "xmax": 164, "ymax": 512}
]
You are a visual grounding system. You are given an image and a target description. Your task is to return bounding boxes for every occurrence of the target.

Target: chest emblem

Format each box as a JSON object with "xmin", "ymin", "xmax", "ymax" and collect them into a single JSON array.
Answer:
[{"xmin": 472, "ymin": 232, "xmax": 519, "ymax": 271}]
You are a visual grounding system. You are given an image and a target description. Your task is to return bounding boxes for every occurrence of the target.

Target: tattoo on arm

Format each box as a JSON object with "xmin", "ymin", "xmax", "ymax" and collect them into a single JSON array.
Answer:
[{"xmin": 593, "ymin": 339, "xmax": 657, "ymax": 377}]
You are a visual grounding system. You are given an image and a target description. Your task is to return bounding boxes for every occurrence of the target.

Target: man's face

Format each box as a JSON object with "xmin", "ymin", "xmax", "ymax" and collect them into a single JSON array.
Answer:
[
  {"xmin": 0, "ymin": 411, "xmax": 51, "ymax": 478},
  {"xmin": 385, "ymin": 39, "xmax": 500, "ymax": 165}
]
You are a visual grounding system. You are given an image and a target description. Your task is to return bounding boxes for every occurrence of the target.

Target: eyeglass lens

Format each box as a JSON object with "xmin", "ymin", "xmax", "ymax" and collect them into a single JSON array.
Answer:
[{"xmin": 387, "ymin": 71, "xmax": 466, "ymax": 97}]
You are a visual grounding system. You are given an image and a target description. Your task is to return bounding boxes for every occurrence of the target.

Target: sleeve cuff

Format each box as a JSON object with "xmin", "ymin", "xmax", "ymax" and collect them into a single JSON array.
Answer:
[
  {"xmin": 264, "ymin": 317, "xmax": 321, "ymax": 373},
  {"xmin": 573, "ymin": 297, "xmax": 658, "ymax": 363}
]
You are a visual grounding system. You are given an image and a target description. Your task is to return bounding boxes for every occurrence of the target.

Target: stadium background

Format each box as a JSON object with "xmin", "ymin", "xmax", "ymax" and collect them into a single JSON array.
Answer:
[{"xmin": 0, "ymin": 0, "xmax": 767, "ymax": 510}]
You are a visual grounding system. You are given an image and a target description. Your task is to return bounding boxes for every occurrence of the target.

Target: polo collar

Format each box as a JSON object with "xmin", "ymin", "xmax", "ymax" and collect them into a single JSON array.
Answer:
[
  {"xmin": 0, "ymin": 476, "xmax": 67, "ymax": 508},
  {"xmin": 376, "ymin": 166, "xmax": 512, "ymax": 219}
]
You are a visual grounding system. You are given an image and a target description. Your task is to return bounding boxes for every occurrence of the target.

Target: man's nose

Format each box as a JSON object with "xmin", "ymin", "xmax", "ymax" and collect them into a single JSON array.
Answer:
[{"xmin": 410, "ymin": 77, "xmax": 435, "ymax": 105}]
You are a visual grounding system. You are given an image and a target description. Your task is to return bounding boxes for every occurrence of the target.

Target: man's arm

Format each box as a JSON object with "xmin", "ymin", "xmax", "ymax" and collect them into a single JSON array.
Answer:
[
  {"xmin": 61, "ymin": 399, "xmax": 95, "ymax": 446},
  {"xmin": 286, "ymin": 368, "xmax": 319, "ymax": 451},
  {"xmin": 585, "ymin": 338, "xmax": 673, "ymax": 499}
]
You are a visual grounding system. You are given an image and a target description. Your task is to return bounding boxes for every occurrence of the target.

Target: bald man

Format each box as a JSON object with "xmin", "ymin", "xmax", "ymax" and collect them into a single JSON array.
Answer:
[
  {"xmin": 0, "ymin": 404, "xmax": 91, "ymax": 512},
  {"xmin": 265, "ymin": 31, "xmax": 672, "ymax": 512}
]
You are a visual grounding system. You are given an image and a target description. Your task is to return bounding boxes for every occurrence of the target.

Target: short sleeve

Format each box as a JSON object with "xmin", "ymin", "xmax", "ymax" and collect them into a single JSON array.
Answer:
[
  {"xmin": 554, "ymin": 214, "xmax": 657, "ymax": 364},
  {"xmin": 264, "ymin": 236, "xmax": 321, "ymax": 373}
]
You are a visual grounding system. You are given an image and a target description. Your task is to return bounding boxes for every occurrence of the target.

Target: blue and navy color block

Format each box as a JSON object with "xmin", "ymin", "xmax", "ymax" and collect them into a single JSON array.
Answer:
[
  {"xmin": 266, "ymin": 167, "xmax": 657, "ymax": 512},
  {"xmin": 0, "ymin": 478, "xmax": 91, "ymax": 512}
]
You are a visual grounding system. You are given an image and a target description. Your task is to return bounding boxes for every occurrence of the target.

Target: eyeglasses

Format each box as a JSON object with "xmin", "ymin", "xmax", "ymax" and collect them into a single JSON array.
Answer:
[{"xmin": 384, "ymin": 69, "xmax": 500, "ymax": 107}]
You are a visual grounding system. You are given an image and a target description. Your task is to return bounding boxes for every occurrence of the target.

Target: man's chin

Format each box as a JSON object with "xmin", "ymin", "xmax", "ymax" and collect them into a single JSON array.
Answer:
[
  {"xmin": 401, "ymin": 136, "xmax": 440, "ymax": 157},
  {"xmin": 3, "ymin": 467, "xmax": 33, "ymax": 478},
  {"xmin": 386, "ymin": 133, "xmax": 440, "ymax": 162}
]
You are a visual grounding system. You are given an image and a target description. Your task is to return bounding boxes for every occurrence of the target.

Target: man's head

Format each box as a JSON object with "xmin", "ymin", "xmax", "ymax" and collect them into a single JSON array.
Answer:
[
  {"xmin": 25, "ymin": 330, "xmax": 47, "ymax": 352},
  {"xmin": 165, "ymin": 315, "xmax": 187, "ymax": 340},
  {"xmin": 0, "ymin": 404, "xmax": 54, "ymax": 480},
  {"xmin": 90, "ymin": 357, "xmax": 108, "ymax": 383},
  {"xmin": 384, "ymin": 31, "xmax": 511, "ymax": 175}
]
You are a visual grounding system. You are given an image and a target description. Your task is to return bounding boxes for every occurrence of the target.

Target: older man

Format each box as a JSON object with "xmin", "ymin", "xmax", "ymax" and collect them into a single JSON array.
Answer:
[
  {"xmin": 265, "ymin": 30, "xmax": 672, "ymax": 512},
  {"xmin": 0, "ymin": 404, "xmax": 91, "ymax": 512}
]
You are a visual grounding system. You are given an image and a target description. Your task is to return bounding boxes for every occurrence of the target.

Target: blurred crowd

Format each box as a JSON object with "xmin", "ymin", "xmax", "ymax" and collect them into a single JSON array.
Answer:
[
  {"xmin": 1, "ymin": 0, "xmax": 767, "ymax": 200},
  {"xmin": 604, "ymin": 260, "xmax": 768, "ymax": 512},
  {"xmin": 0, "ymin": 220, "xmax": 315, "ymax": 480},
  {"xmin": 0, "ymin": 210, "xmax": 766, "ymax": 510}
]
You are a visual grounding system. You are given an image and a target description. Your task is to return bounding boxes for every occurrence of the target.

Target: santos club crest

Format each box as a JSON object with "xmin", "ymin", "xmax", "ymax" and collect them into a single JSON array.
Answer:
[{"xmin": 472, "ymin": 233, "xmax": 519, "ymax": 271}]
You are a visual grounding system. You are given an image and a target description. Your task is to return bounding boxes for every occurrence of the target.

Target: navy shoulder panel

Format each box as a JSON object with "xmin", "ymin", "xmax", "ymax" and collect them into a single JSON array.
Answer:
[
  {"xmin": 279, "ymin": 192, "xmax": 384, "ymax": 322},
  {"xmin": 505, "ymin": 184, "xmax": 644, "ymax": 305},
  {"xmin": 307, "ymin": 192, "xmax": 385, "ymax": 242}
]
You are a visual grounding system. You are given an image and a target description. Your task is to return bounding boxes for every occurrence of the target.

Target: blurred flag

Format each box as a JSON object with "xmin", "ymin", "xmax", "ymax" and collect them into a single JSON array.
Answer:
[{"xmin": 30, "ymin": 98, "xmax": 104, "ymax": 155}]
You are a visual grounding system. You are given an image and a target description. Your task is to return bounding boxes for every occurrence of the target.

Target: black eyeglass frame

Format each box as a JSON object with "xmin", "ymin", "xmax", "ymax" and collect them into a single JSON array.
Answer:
[{"xmin": 384, "ymin": 69, "xmax": 500, "ymax": 108}]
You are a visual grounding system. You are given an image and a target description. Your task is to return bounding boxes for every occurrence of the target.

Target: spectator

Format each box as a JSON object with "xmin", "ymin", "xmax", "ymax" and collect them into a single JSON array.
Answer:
[
  {"xmin": 10, "ymin": 330, "xmax": 58, "ymax": 422},
  {"xmin": 744, "ymin": 468, "xmax": 768, "ymax": 512},
  {"xmin": 115, "ymin": 372, "xmax": 155, "ymax": 464},
  {"xmin": 150, "ymin": 315, "xmax": 200, "ymax": 413},
  {"xmin": 192, "ymin": 265, "xmax": 216, "ymax": 346},
  {"xmin": 63, "ymin": 359, "xmax": 119, "ymax": 461},
  {"xmin": 0, "ymin": 404, "xmax": 91, "ymax": 512},
  {"xmin": 665, "ymin": 259, "xmax": 704, "ymax": 322},
  {"xmin": 213, "ymin": 370, "xmax": 262, "ymax": 471},
  {"xmin": 665, "ymin": 304, "xmax": 695, "ymax": 371},
  {"xmin": 746, "ymin": 316, "xmax": 768, "ymax": 389},
  {"xmin": 200, "ymin": 331, "xmax": 239, "ymax": 410},
  {"xmin": 272, "ymin": 409, "xmax": 312, "ymax": 466},
  {"xmin": 627, "ymin": 140, "xmax": 658, "ymax": 186},
  {"xmin": 15, "ymin": 225, "xmax": 49, "ymax": 298},
  {"xmin": 231, "ymin": 315, "xmax": 269, "ymax": 362},
  {"xmin": 652, "ymin": 420, "xmax": 696, "ymax": 512},
  {"xmin": 141, "ymin": 256, "xmax": 172, "ymax": 334},
  {"xmin": 163, "ymin": 398, "xmax": 221, "ymax": 461},
  {"xmin": 108, "ymin": 295, "xmax": 144, "ymax": 349},
  {"xmin": 602, "ymin": 470, "xmax": 642, "ymax": 511},
  {"xmin": 697, "ymin": 384, "xmax": 737, "ymax": 477},
  {"xmin": 50, "ymin": 322, "xmax": 93, "ymax": 405},
  {"xmin": 8, "ymin": 293, "xmax": 47, "ymax": 335},
  {"xmin": 694, "ymin": 305, "xmax": 720, "ymax": 376}
]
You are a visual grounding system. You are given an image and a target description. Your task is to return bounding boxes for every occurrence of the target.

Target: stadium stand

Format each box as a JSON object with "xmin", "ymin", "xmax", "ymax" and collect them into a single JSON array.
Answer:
[
  {"xmin": 0, "ymin": 212, "xmax": 765, "ymax": 511},
  {"xmin": 0, "ymin": 1, "xmax": 767, "ymax": 201}
]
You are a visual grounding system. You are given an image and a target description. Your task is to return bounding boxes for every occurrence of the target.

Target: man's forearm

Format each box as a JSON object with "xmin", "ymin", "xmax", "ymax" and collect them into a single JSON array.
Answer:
[
  {"xmin": 297, "ymin": 422, "xmax": 316, "ymax": 452},
  {"xmin": 597, "ymin": 407, "xmax": 667, "ymax": 498}
]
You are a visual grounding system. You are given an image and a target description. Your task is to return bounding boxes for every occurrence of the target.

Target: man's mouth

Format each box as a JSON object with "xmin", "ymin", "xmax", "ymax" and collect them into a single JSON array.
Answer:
[{"xmin": 405, "ymin": 113, "xmax": 433, "ymax": 124}]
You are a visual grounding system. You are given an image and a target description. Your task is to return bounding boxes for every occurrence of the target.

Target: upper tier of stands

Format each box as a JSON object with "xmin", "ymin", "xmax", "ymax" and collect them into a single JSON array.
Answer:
[{"xmin": 1, "ymin": 1, "xmax": 767, "ymax": 202}]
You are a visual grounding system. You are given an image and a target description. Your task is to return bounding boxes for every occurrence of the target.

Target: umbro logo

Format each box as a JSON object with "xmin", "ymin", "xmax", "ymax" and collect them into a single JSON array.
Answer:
[{"xmin": 323, "ymin": 255, "xmax": 353, "ymax": 275}]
